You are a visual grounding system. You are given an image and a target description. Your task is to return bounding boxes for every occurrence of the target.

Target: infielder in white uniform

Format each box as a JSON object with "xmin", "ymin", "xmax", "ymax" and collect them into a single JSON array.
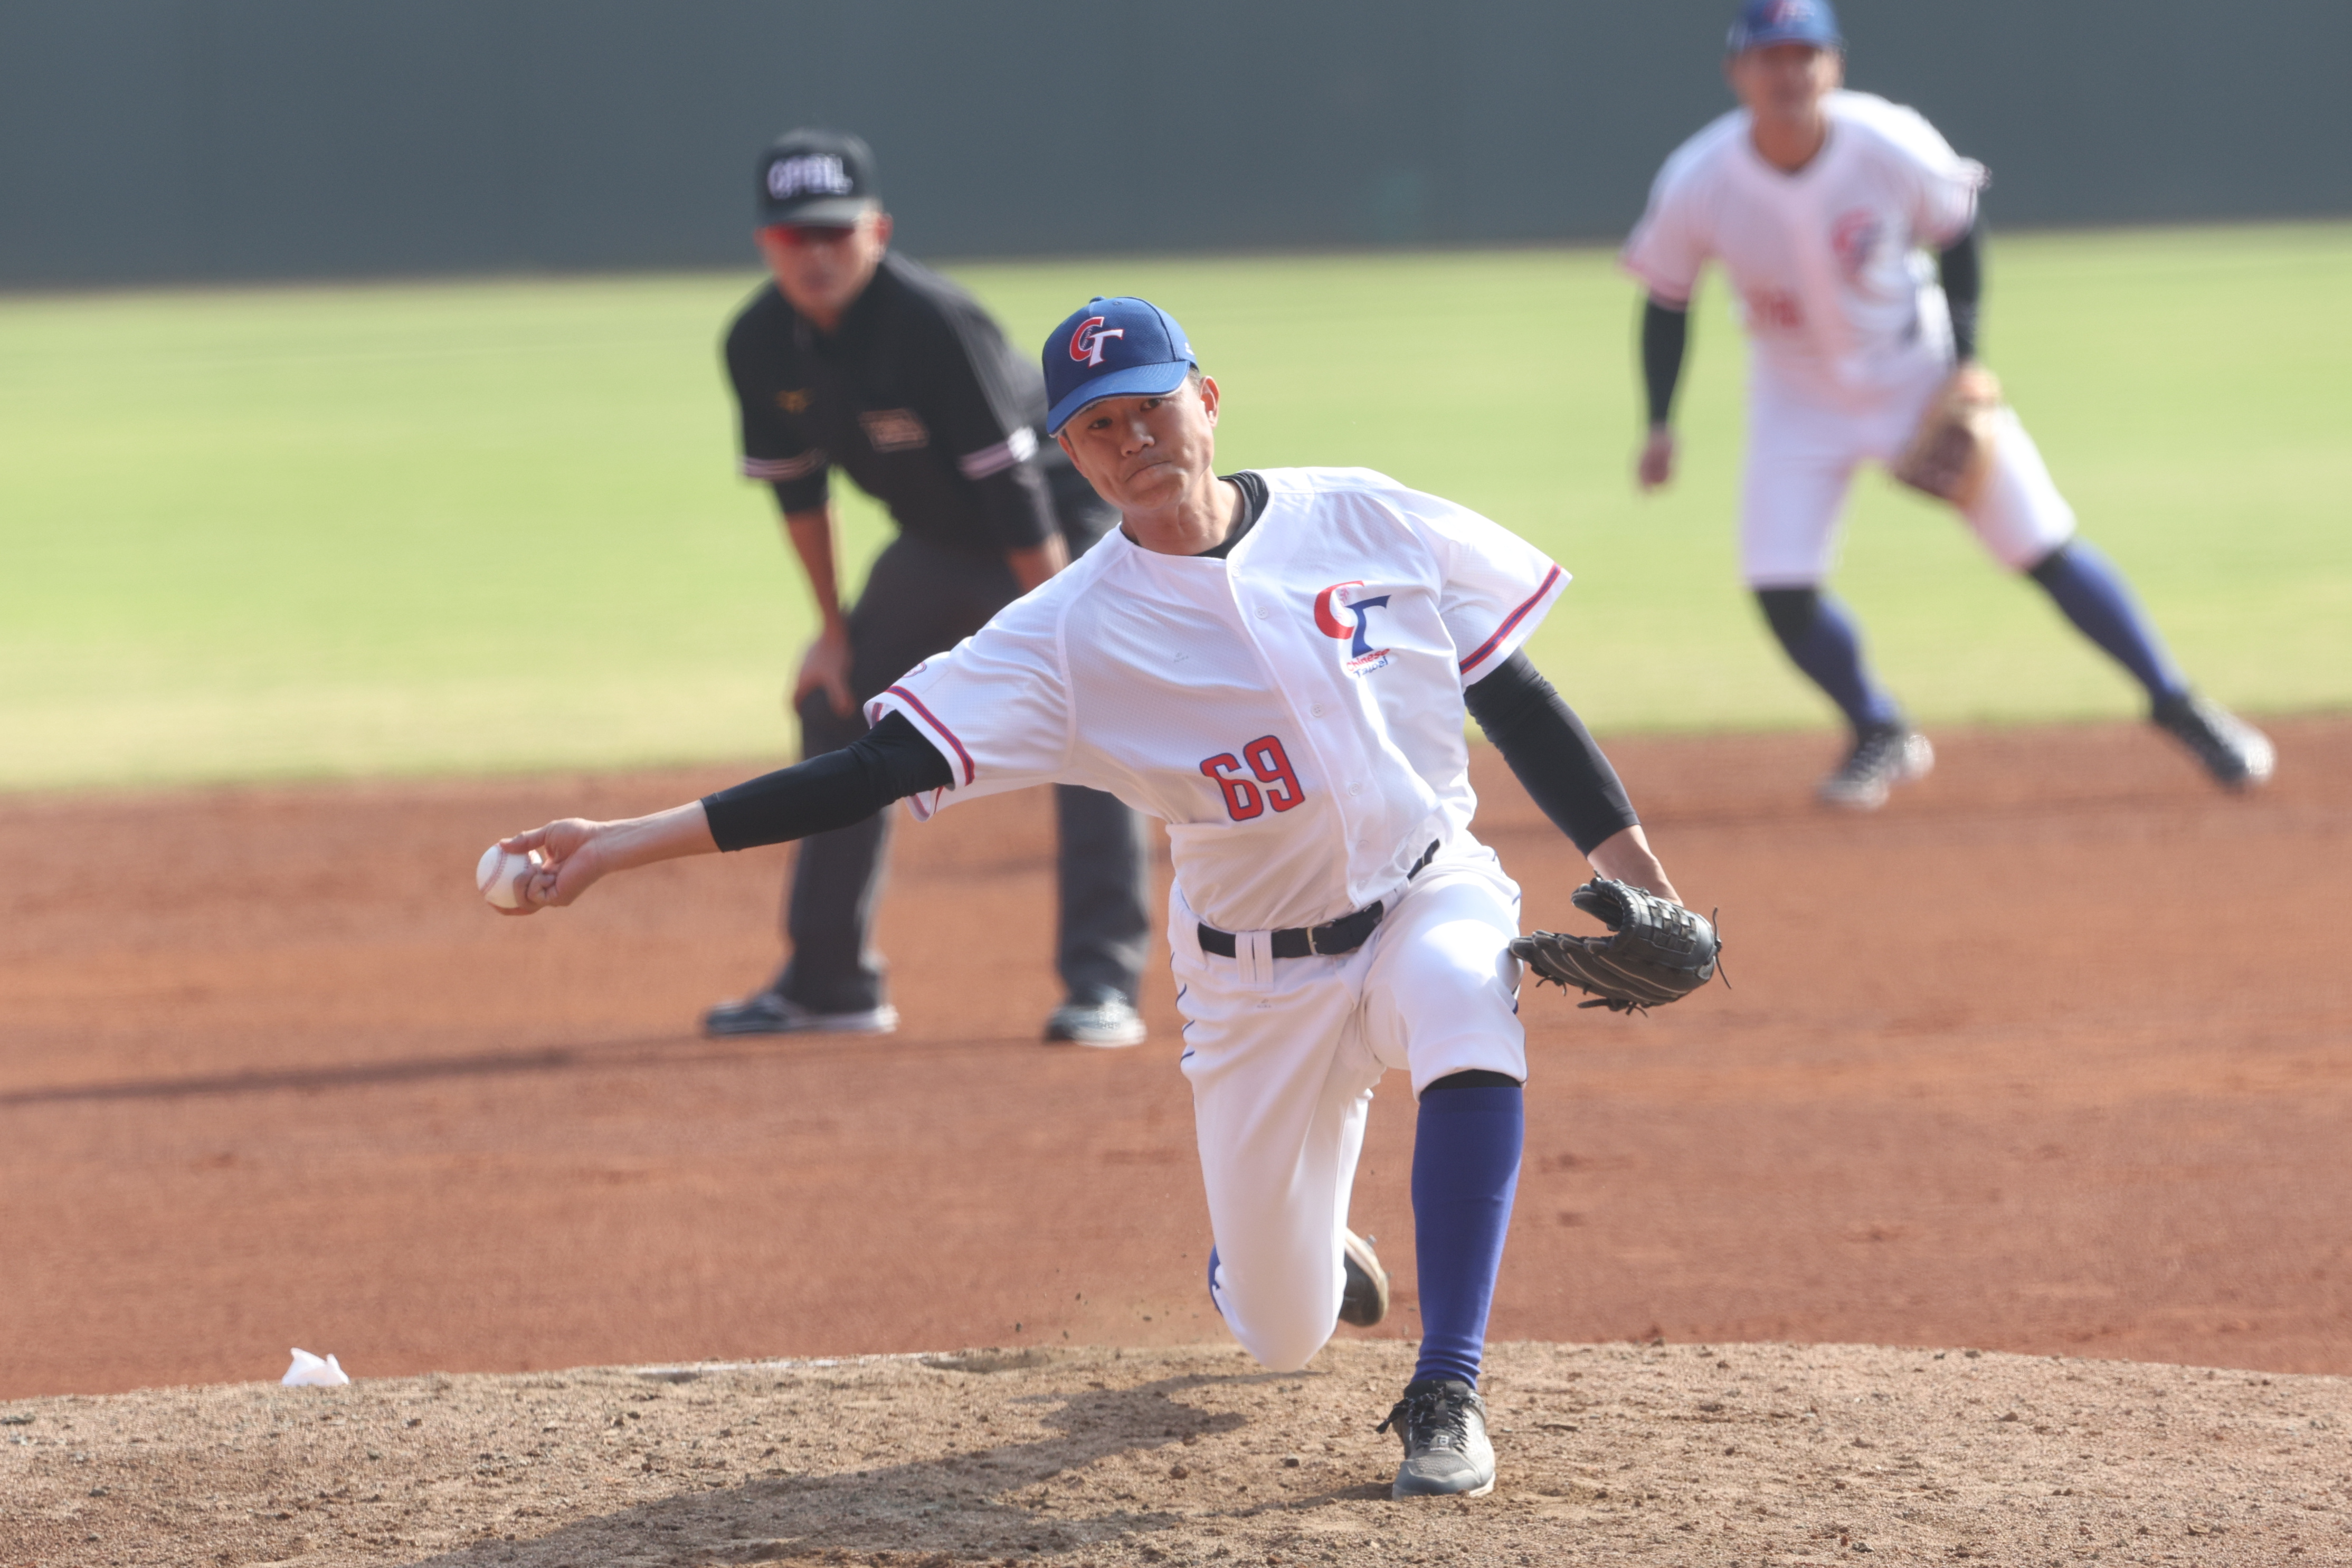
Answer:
[
  {"xmin": 488, "ymin": 296, "xmax": 1696, "ymax": 1500},
  {"xmin": 1627, "ymin": 0, "xmax": 2274, "ymax": 807}
]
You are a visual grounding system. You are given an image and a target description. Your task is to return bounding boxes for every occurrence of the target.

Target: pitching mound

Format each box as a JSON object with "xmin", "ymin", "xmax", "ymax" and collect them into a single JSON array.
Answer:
[{"xmin": 7, "ymin": 1339, "xmax": 2349, "ymax": 1565}]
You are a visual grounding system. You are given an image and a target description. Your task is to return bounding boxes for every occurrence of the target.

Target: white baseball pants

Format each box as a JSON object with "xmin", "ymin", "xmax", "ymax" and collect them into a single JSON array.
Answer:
[
  {"xmin": 1740, "ymin": 359, "xmax": 2078, "ymax": 588},
  {"xmin": 1169, "ymin": 841, "xmax": 1526, "ymax": 1373}
]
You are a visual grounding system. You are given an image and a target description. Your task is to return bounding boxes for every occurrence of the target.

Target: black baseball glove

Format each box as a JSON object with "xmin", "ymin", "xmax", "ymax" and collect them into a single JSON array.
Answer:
[{"xmin": 1510, "ymin": 878, "xmax": 1720, "ymax": 1014}]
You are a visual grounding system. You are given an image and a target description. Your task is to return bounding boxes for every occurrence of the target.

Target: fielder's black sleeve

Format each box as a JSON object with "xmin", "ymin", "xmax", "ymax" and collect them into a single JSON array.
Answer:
[
  {"xmin": 1640, "ymin": 297, "xmax": 1689, "ymax": 427},
  {"xmin": 700, "ymin": 711, "xmax": 953, "ymax": 852},
  {"xmin": 1938, "ymin": 217, "xmax": 1983, "ymax": 362},
  {"xmin": 913, "ymin": 302, "xmax": 1058, "ymax": 554},
  {"xmin": 1463, "ymin": 651, "xmax": 1640, "ymax": 856}
]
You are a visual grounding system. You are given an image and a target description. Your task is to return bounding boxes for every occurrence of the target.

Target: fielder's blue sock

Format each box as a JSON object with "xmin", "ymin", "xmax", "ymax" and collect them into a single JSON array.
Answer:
[
  {"xmin": 1756, "ymin": 587, "xmax": 1904, "ymax": 733},
  {"xmin": 2026, "ymin": 541, "xmax": 2188, "ymax": 705},
  {"xmin": 1409, "ymin": 1076, "xmax": 1525, "ymax": 1389}
]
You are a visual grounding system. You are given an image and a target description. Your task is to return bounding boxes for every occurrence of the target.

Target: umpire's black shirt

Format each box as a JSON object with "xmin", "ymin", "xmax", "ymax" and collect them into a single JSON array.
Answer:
[{"xmin": 726, "ymin": 251, "xmax": 1075, "ymax": 556}]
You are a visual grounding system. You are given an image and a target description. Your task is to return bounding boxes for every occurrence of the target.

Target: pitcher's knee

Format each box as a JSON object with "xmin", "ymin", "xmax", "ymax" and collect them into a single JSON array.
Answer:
[
  {"xmin": 1228, "ymin": 1314, "xmax": 1334, "ymax": 1374},
  {"xmin": 1211, "ymin": 1262, "xmax": 1341, "ymax": 1372}
]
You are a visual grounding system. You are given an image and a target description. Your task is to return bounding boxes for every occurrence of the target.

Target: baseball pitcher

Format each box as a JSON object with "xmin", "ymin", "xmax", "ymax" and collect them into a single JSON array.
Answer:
[{"xmin": 487, "ymin": 297, "xmax": 1719, "ymax": 1500}]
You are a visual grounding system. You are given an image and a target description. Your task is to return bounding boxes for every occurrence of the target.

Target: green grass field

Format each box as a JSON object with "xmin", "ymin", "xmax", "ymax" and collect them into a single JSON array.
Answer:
[{"xmin": 4, "ymin": 223, "xmax": 2347, "ymax": 792}]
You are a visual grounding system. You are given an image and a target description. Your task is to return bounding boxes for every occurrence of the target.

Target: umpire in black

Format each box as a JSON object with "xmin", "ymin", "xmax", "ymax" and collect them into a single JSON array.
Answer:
[{"xmin": 706, "ymin": 129, "xmax": 1151, "ymax": 1046}]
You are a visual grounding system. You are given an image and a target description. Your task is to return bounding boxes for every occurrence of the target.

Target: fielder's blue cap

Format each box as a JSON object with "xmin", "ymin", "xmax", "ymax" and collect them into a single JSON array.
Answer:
[
  {"xmin": 1727, "ymin": 0, "xmax": 1842, "ymax": 54},
  {"xmin": 1042, "ymin": 297, "xmax": 1196, "ymax": 434}
]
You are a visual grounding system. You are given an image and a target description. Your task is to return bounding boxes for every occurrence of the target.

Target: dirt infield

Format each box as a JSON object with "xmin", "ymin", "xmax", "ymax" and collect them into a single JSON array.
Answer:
[
  {"xmin": 2, "ymin": 716, "xmax": 2348, "ymax": 1418},
  {"xmin": 7, "ymin": 1341, "xmax": 2351, "ymax": 1566}
]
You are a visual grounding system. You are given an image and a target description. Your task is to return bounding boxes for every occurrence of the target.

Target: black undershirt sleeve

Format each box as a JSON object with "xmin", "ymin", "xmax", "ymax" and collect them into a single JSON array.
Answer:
[
  {"xmin": 1462, "ymin": 651, "xmax": 1640, "ymax": 856},
  {"xmin": 1640, "ymin": 297, "xmax": 1689, "ymax": 427},
  {"xmin": 700, "ymin": 710, "xmax": 954, "ymax": 852},
  {"xmin": 1938, "ymin": 217, "xmax": 1983, "ymax": 362}
]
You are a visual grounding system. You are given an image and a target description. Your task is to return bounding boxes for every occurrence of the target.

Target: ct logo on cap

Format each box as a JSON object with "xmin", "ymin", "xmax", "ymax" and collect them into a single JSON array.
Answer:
[
  {"xmin": 1766, "ymin": 0, "xmax": 1813, "ymax": 21},
  {"xmin": 1068, "ymin": 316, "xmax": 1126, "ymax": 367}
]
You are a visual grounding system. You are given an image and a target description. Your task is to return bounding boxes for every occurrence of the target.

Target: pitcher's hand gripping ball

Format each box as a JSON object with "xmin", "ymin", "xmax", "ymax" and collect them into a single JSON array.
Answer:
[
  {"xmin": 1891, "ymin": 366, "xmax": 2002, "ymax": 508},
  {"xmin": 476, "ymin": 843, "xmax": 545, "ymax": 911},
  {"xmin": 1511, "ymin": 878, "xmax": 1721, "ymax": 1014}
]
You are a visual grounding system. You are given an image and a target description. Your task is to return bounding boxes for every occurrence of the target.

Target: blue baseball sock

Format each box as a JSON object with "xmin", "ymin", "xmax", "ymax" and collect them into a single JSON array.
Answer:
[
  {"xmin": 1409, "ymin": 1073, "xmax": 1525, "ymax": 1388},
  {"xmin": 1755, "ymin": 587, "xmax": 1904, "ymax": 733},
  {"xmin": 2026, "ymin": 541, "xmax": 2187, "ymax": 705}
]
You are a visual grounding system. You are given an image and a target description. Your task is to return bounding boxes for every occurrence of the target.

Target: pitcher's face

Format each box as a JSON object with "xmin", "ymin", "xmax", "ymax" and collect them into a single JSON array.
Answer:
[{"xmin": 1056, "ymin": 376, "xmax": 1221, "ymax": 513}]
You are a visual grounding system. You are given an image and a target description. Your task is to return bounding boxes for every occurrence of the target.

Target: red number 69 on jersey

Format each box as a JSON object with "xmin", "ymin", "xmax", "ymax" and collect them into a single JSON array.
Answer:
[{"xmin": 1199, "ymin": 735, "xmax": 1306, "ymax": 822}]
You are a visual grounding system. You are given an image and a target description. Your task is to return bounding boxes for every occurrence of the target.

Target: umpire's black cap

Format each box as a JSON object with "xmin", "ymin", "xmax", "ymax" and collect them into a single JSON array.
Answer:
[{"xmin": 758, "ymin": 129, "xmax": 880, "ymax": 227}]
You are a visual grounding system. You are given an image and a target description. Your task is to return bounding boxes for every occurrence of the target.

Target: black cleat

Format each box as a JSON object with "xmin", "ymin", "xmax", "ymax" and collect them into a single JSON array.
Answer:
[
  {"xmin": 2152, "ymin": 691, "xmax": 2274, "ymax": 790},
  {"xmin": 1338, "ymin": 1230, "xmax": 1389, "ymax": 1328},
  {"xmin": 1817, "ymin": 720, "xmax": 1933, "ymax": 811},
  {"xmin": 1378, "ymin": 1377, "xmax": 1496, "ymax": 1499}
]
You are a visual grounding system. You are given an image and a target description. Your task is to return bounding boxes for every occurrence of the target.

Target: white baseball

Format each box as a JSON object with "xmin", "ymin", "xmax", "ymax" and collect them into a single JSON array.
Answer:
[{"xmin": 476, "ymin": 843, "xmax": 545, "ymax": 910}]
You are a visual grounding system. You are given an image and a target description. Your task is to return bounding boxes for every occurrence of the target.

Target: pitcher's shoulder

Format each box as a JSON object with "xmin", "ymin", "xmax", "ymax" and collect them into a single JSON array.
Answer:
[{"xmin": 1255, "ymin": 466, "xmax": 1416, "ymax": 501}]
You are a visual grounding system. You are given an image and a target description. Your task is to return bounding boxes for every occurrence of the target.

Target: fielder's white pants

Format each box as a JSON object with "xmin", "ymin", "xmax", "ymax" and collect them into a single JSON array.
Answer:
[
  {"xmin": 1740, "ymin": 358, "xmax": 2078, "ymax": 588},
  {"xmin": 1169, "ymin": 841, "xmax": 1526, "ymax": 1373}
]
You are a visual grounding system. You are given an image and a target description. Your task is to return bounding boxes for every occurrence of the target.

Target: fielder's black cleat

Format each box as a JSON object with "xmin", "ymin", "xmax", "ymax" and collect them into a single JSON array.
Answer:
[
  {"xmin": 2152, "ymin": 691, "xmax": 2274, "ymax": 790},
  {"xmin": 1338, "ymin": 1229, "xmax": 1389, "ymax": 1328},
  {"xmin": 1378, "ymin": 1377, "xmax": 1496, "ymax": 1499}
]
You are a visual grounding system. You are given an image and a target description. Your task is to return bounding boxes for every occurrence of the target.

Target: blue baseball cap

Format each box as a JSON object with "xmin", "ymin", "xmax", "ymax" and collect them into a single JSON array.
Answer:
[
  {"xmin": 1042, "ymin": 297, "xmax": 1197, "ymax": 434},
  {"xmin": 1727, "ymin": 0, "xmax": 1842, "ymax": 54}
]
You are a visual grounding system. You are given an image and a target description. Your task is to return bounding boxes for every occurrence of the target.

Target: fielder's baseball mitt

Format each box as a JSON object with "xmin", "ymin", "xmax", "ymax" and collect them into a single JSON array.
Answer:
[
  {"xmin": 1511, "ymin": 879, "xmax": 1721, "ymax": 1014},
  {"xmin": 1891, "ymin": 366, "xmax": 2002, "ymax": 508}
]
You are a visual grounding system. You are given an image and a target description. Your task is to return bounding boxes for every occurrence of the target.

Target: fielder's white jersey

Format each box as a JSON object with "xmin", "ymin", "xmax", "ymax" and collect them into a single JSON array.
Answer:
[
  {"xmin": 1622, "ymin": 90, "xmax": 1986, "ymax": 408},
  {"xmin": 866, "ymin": 467, "xmax": 1566, "ymax": 936}
]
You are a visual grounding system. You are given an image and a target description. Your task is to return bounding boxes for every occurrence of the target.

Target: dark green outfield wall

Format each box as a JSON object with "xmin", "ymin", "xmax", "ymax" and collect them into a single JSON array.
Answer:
[{"xmin": 3, "ymin": 0, "xmax": 2346, "ymax": 287}]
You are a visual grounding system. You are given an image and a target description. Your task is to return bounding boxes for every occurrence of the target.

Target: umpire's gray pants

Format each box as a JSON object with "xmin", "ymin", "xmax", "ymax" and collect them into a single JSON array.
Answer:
[{"xmin": 776, "ymin": 531, "xmax": 1151, "ymax": 1016}]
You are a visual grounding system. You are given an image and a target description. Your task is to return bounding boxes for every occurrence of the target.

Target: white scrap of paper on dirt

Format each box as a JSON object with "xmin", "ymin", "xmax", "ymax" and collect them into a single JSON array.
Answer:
[{"xmin": 281, "ymin": 1348, "xmax": 350, "ymax": 1387}]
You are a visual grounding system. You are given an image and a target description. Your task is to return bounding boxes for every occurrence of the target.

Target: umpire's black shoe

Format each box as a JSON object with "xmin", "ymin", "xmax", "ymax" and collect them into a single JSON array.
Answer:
[
  {"xmin": 701, "ymin": 991, "xmax": 898, "ymax": 1038},
  {"xmin": 2152, "ymin": 690, "xmax": 2275, "ymax": 789},
  {"xmin": 1338, "ymin": 1229, "xmax": 1390, "ymax": 1328},
  {"xmin": 1378, "ymin": 1378, "xmax": 1496, "ymax": 1499},
  {"xmin": 1042, "ymin": 996, "xmax": 1146, "ymax": 1048}
]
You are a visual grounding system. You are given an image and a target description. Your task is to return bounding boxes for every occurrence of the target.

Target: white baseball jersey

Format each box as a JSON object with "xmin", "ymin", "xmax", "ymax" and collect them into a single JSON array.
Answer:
[
  {"xmin": 865, "ymin": 467, "xmax": 1567, "ymax": 937},
  {"xmin": 1622, "ymin": 90, "xmax": 1986, "ymax": 409}
]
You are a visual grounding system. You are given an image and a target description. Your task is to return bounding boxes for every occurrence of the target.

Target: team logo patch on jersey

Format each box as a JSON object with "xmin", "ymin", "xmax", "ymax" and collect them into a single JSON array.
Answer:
[
  {"xmin": 1313, "ymin": 581, "xmax": 1394, "ymax": 674},
  {"xmin": 859, "ymin": 408, "xmax": 930, "ymax": 452},
  {"xmin": 1068, "ymin": 316, "xmax": 1126, "ymax": 367},
  {"xmin": 775, "ymin": 388, "xmax": 812, "ymax": 414},
  {"xmin": 1831, "ymin": 208, "xmax": 1883, "ymax": 280}
]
